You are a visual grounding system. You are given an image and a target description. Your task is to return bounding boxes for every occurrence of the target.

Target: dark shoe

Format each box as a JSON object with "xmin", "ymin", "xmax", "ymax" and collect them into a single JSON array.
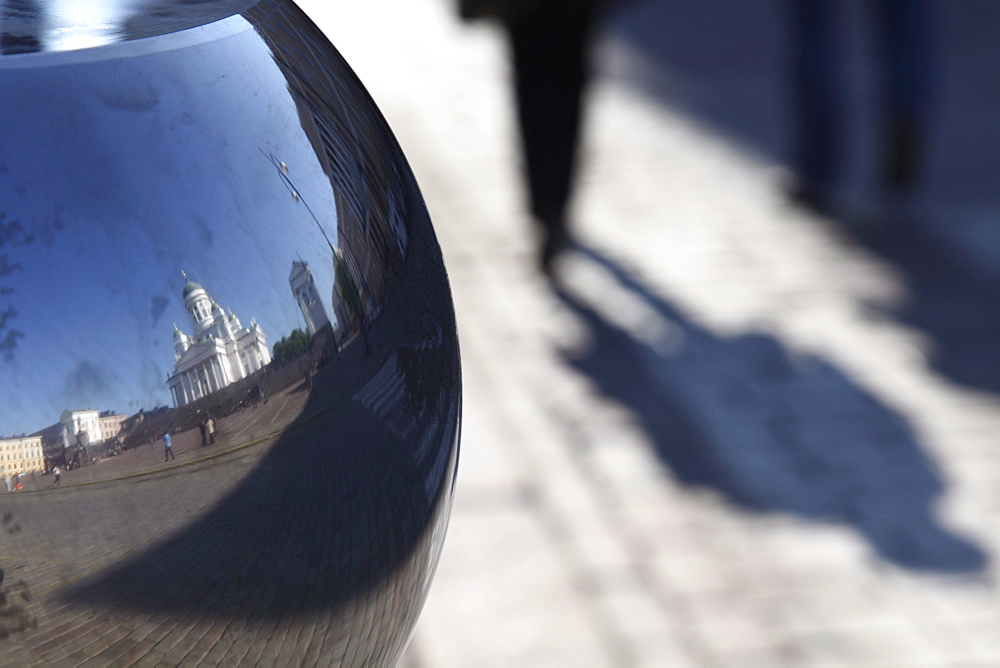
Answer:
[
  {"xmin": 539, "ymin": 217, "xmax": 570, "ymax": 274},
  {"xmin": 786, "ymin": 180, "xmax": 835, "ymax": 217}
]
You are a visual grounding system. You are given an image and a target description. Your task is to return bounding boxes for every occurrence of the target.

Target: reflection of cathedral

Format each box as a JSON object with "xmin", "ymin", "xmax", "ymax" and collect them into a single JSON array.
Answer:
[
  {"xmin": 289, "ymin": 261, "xmax": 330, "ymax": 335},
  {"xmin": 167, "ymin": 277, "xmax": 270, "ymax": 408}
]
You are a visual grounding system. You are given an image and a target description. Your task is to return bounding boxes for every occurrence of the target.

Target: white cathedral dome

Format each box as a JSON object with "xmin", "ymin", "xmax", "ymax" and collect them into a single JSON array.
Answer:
[{"xmin": 182, "ymin": 280, "xmax": 205, "ymax": 299}]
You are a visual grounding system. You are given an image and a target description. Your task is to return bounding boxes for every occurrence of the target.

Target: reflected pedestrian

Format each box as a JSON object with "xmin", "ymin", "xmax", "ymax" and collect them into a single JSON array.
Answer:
[
  {"xmin": 207, "ymin": 416, "xmax": 216, "ymax": 445},
  {"xmin": 53, "ymin": 466, "xmax": 60, "ymax": 485},
  {"xmin": 163, "ymin": 432, "xmax": 175, "ymax": 462},
  {"xmin": 199, "ymin": 417, "xmax": 208, "ymax": 447}
]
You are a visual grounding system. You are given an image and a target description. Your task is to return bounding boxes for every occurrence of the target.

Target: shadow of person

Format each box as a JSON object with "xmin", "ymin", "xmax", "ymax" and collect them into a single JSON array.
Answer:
[
  {"xmin": 848, "ymin": 219, "xmax": 1000, "ymax": 396},
  {"xmin": 555, "ymin": 244, "xmax": 986, "ymax": 573}
]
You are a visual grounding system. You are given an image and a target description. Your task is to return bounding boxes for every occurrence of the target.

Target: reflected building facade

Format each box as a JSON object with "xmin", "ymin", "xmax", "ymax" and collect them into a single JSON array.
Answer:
[
  {"xmin": 98, "ymin": 411, "xmax": 127, "ymax": 443},
  {"xmin": 0, "ymin": 435, "xmax": 44, "ymax": 478},
  {"xmin": 53, "ymin": 409, "xmax": 125, "ymax": 453},
  {"xmin": 60, "ymin": 409, "xmax": 101, "ymax": 448},
  {"xmin": 168, "ymin": 278, "xmax": 270, "ymax": 408}
]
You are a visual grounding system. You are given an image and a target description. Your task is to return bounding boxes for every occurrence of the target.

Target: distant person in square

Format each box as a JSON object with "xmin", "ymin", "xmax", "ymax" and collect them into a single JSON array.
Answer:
[{"xmin": 163, "ymin": 432, "xmax": 175, "ymax": 462}]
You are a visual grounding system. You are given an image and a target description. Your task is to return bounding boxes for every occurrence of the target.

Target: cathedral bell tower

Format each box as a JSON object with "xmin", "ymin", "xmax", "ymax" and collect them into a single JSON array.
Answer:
[
  {"xmin": 173, "ymin": 324, "xmax": 189, "ymax": 360},
  {"xmin": 181, "ymin": 271, "xmax": 214, "ymax": 335}
]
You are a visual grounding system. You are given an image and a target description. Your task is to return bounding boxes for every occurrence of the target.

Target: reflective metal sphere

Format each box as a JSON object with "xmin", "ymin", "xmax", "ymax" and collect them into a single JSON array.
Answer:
[{"xmin": 0, "ymin": 2, "xmax": 460, "ymax": 664}]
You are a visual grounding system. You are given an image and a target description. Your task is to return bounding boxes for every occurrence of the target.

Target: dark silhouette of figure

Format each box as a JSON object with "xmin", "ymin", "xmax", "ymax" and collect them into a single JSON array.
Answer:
[
  {"xmin": 788, "ymin": 0, "xmax": 933, "ymax": 212},
  {"xmin": 460, "ymin": 0, "xmax": 605, "ymax": 272},
  {"xmin": 557, "ymin": 243, "xmax": 985, "ymax": 572}
]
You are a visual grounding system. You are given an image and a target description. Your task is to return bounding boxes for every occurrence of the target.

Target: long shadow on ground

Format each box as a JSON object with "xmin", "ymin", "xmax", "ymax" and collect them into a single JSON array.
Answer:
[
  {"xmin": 848, "ymin": 218, "xmax": 1000, "ymax": 395},
  {"xmin": 604, "ymin": 0, "xmax": 1000, "ymax": 395},
  {"xmin": 556, "ymin": 244, "xmax": 986, "ymax": 573}
]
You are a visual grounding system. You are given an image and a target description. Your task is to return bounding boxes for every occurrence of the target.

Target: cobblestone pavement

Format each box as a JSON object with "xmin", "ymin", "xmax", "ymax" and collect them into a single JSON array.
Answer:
[{"xmin": 303, "ymin": 1, "xmax": 1000, "ymax": 666}]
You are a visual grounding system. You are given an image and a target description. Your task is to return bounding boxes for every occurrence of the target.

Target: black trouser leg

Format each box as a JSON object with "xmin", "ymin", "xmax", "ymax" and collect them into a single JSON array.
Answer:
[{"xmin": 505, "ymin": 4, "xmax": 595, "ymax": 226}]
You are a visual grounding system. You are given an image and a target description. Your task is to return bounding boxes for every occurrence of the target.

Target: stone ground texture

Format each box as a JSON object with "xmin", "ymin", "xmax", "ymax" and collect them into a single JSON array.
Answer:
[{"xmin": 301, "ymin": 1, "xmax": 1000, "ymax": 666}]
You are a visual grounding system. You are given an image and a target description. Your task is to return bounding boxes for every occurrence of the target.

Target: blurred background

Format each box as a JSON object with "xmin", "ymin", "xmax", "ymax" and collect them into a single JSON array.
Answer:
[{"xmin": 300, "ymin": 0, "xmax": 1000, "ymax": 665}]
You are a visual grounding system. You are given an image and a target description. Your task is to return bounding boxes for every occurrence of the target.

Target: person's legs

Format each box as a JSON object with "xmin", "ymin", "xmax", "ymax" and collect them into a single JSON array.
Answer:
[
  {"xmin": 787, "ymin": 0, "xmax": 840, "ymax": 204},
  {"xmin": 505, "ymin": 2, "xmax": 596, "ymax": 269},
  {"xmin": 871, "ymin": 0, "xmax": 932, "ymax": 193}
]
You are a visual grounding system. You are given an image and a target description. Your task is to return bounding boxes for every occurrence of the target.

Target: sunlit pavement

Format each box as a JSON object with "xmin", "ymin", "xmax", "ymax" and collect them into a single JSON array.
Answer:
[{"xmin": 297, "ymin": 1, "xmax": 1000, "ymax": 666}]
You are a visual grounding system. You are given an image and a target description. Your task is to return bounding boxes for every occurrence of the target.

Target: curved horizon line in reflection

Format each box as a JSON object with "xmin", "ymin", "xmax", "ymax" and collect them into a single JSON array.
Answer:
[{"xmin": 13, "ymin": 391, "xmax": 326, "ymax": 496}]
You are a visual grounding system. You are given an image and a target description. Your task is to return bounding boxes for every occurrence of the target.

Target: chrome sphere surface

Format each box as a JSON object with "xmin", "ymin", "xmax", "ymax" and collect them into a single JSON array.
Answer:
[{"xmin": 0, "ymin": 2, "xmax": 460, "ymax": 665}]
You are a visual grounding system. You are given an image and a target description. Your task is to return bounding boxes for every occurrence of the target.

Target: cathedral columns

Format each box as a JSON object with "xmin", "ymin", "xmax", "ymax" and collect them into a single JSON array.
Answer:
[
  {"xmin": 183, "ymin": 372, "xmax": 195, "ymax": 402},
  {"xmin": 214, "ymin": 358, "xmax": 228, "ymax": 388},
  {"xmin": 173, "ymin": 359, "xmax": 233, "ymax": 405},
  {"xmin": 203, "ymin": 363, "xmax": 215, "ymax": 393}
]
